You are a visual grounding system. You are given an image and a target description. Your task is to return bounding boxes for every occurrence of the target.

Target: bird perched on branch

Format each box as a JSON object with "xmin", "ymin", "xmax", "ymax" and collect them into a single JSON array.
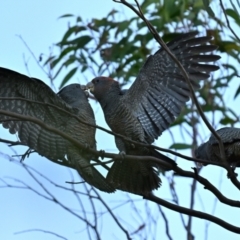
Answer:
[
  {"xmin": 87, "ymin": 32, "xmax": 220, "ymax": 195},
  {"xmin": 195, "ymin": 127, "xmax": 240, "ymax": 168},
  {"xmin": 0, "ymin": 67, "xmax": 115, "ymax": 193}
]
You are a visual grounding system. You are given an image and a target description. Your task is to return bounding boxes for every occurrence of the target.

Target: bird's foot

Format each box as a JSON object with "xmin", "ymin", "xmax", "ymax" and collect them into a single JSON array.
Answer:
[
  {"xmin": 119, "ymin": 150, "xmax": 126, "ymax": 159},
  {"xmin": 12, "ymin": 148, "xmax": 35, "ymax": 162},
  {"xmin": 227, "ymin": 169, "xmax": 238, "ymax": 178},
  {"xmin": 99, "ymin": 150, "xmax": 105, "ymax": 159},
  {"xmin": 80, "ymin": 85, "xmax": 86, "ymax": 90},
  {"xmin": 231, "ymin": 160, "xmax": 240, "ymax": 169},
  {"xmin": 84, "ymin": 143, "xmax": 91, "ymax": 150}
]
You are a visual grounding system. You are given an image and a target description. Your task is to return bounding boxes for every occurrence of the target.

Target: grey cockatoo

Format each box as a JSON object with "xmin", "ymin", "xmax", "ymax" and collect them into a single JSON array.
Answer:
[
  {"xmin": 86, "ymin": 32, "xmax": 220, "ymax": 195},
  {"xmin": 195, "ymin": 127, "xmax": 240, "ymax": 167},
  {"xmin": 0, "ymin": 67, "xmax": 115, "ymax": 193}
]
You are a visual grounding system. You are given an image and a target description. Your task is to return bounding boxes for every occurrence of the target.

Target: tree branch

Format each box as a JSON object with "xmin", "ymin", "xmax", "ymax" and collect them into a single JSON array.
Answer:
[
  {"xmin": 0, "ymin": 97, "xmax": 227, "ymax": 167},
  {"xmin": 144, "ymin": 193, "xmax": 240, "ymax": 234}
]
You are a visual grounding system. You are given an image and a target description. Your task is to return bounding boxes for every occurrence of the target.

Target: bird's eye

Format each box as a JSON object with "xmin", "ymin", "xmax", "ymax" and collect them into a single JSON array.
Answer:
[{"xmin": 96, "ymin": 79, "xmax": 99, "ymax": 83}]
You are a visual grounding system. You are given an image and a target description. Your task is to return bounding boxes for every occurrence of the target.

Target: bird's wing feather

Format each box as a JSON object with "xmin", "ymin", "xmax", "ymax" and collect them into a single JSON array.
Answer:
[
  {"xmin": 209, "ymin": 127, "xmax": 240, "ymax": 145},
  {"xmin": 0, "ymin": 68, "xmax": 116, "ymax": 193},
  {"xmin": 122, "ymin": 32, "xmax": 220, "ymax": 142},
  {"xmin": 0, "ymin": 67, "xmax": 77, "ymax": 160}
]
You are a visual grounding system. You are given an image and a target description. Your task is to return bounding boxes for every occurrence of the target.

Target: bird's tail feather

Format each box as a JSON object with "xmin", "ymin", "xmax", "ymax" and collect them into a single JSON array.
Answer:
[
  {"xmin": 80, "ymin": 166, "xmax": 116, "ymax": 193},
  {"xmin": 150, "ymin": 149, "xmax": 177, "ymax": 171},
  {"xmin": 106, "ymin": 150, "xmax": 176, "ymax": 195},
  {"xmin": 70, "ymin": 154, "xmax": 115, "ymax": 193},
  {"xmin": 106, "ymin": 158, "xmax": 161, "ymax": 195}
]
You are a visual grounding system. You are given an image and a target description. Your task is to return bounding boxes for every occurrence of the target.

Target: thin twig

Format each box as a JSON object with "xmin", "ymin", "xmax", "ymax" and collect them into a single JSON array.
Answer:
[
  {"xmin": 219, "ymin": 0, "xmax": 240, "ymax": 42},
  {"xmin": 14, "ymin": 229, "xmax": 67, "ymax": 240}
]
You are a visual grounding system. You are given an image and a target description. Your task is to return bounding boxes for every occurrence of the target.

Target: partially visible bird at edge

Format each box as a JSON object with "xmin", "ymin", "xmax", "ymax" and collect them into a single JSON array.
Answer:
[{"xmin": 195, "ymin": 127, "xmax": 240, "ymax": 169}]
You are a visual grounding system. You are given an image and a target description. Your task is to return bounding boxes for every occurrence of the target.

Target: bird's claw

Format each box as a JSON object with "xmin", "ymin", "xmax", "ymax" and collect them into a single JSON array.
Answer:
[
  {"xmin": 13, "ymin": 148, "xmax": 35, "ymax": 162},
  {"xmin": 80, "ymin": 85, "xmax": 86, "ymax": 90},
  {"xmin": 99, "ymin": 150, "xmax": 105, "ymax": 159},
  {"xmin": 119, "ymin": 151, "xmax": 126, "ymax": 159},
  {"xmin": 227, "ymin": 169, "xmax": 238, "ymax": 178},
  {"xmin": 84, "ymin": 143, "xmax": 90, "ymax": 150}
]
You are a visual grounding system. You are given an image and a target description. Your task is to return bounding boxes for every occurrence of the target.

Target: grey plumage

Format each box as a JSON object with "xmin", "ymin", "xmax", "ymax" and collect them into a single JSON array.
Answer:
[
  {"xmin": 87, "ymin": 32, "xmax": 220, "ymax": 195},
  {"xmin": 195, "ymin": 127, "xmax": 240, "ymax": 167},
  {"xmin": 0, "ymin": 67, "xmax": 115, "ymax": 193}
]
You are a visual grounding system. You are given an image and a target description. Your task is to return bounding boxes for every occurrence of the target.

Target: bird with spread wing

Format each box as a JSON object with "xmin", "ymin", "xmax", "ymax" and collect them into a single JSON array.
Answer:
[
  {"xmin": 0, "ymin": 67, "xmax": 115, "ymax": 193},
  {"xmin": 87, "ymin": 32, "xmax": 221, "ymax": 195}
]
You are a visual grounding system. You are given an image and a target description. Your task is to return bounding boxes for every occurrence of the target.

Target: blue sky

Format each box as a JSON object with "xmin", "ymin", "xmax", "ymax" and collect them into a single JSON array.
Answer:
[{"xmin": 0, "ymin": 1, "xmax": 240, "ymax": 240}]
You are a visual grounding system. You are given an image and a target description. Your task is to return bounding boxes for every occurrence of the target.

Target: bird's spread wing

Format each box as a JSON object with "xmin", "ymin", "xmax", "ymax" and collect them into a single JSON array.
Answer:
[
  {"xmin": 209, "ymin": 127, "xmax": 240, "ymax": 145},
  {"xmin": 0, "ymin": 67, "xmax": 76, "ymax": 160},
  {"xmin": 122, "ymin": 32, "xmax": 220, "ymax": 142},
  {"xmin": 0, "ymin": 68, "xmax": 115, "ymax": 193}
]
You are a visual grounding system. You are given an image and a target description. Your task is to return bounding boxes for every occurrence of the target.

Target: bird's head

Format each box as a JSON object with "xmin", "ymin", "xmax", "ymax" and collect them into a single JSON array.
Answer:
[
  {"xmin": 86, "ymin": 77, "xmax": 120, "ymax": 102},
  {"xmin": 58, "ymin": 83, "xmax": 89, "ymax": 108}
]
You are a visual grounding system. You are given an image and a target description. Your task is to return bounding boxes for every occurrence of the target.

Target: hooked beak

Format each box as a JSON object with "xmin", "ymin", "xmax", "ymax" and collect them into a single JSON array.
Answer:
[
  {"xmin": 80, "ymin": 85, "xmax": 86, "ymax": 91},
  {"xmin": 86, "ymin": 81, "xmax": 94, "ymax": 93},
  {"xmin": 80, "ymin": 85, "xmax": 89, "ymax": 97}
]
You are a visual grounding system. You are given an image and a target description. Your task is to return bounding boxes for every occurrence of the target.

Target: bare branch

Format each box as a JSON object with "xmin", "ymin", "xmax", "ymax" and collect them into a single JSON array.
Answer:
[
  {"xmin": 0, "ymin": 97, "xmax": 228, "ymax": 167},
  {"xmin": 14, "ymin": 229, "xmax": 67, "ymax": 240},
  {"xmin": 158, "ymin": 205, "xmax": 173, "ymax": 240},
  {"xmin": 174, "ymin": 166, "xmax": 240, "ymax": 206},
  {"xmin": 144, "ymin": 193, "xmax": 240, "ymax": 234}
]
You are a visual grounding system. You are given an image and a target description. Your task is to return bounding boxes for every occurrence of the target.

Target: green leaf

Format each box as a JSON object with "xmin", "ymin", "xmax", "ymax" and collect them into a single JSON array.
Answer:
[
  {"xmin": 115, "ymin": 20, "xmax": 130, "ymax": 37},
  {"xmin": 43, "ymin": 56, "xmax": 55, "ymax": 67},
  {"xmin": 81, "ymin": 65, "xmax": 88, "ymax": 73},
  {"xmin": 234, "ymin": 85, "xmax": 240, "ymax": 99},
  {"xmin": 64, "ymin": 57, "xmax": 76, "ymax": 67},
  {"xmin": 202, "ymin": 0, "xmax": 210, "ymax": 7},
  {"xmin": 59, "ymin": 67, "xmax": 78, "ymax": 88},
  {"xmin": 220, "ymin": 116, "xmax": 236, "ymax": 125},
  {"xmin": 50, "ymin": 58, "xmax": 61, "ymax": 69},
  {"xmin": 76, "ymin": 16, "xmax": 82, "ymax": 22},
  {"xmin": 107, "ymin": 9, "xmax": 118, "ymax": 17},
  {"xmin": 141, "ymin": 0, "xmax": 159, "ymax": 13},
  {"xmin": 201, "ymin": 0, "xmax": 215, "ymax": 17},
  {"xmin": 49, "ymin": 47, "xmax": 75, "ymax": 69},
  {"xmin": 169, "ymin": 143, "xmax": 192, "ymax": 150},
  {"xmin": 61, "ymin": 26, "xmax": 86, "ymax": 43},
  {"xmin": 57, "ymin": 35, "xmax": 92, "ymax": 48},
  {"xmin": 77, "ymin": 35, "xmax": 92, "ymax": 48},
  {"xmin": 58, "ymin": 14, "xmax": 74, "ymax": 19},
  {"xmin": 225, "ymin": 8, "xmax": 240, "ymax": 25},
  {"xmin": 218, "ymin": 41, "xmax": 240, "ymax": 52}
]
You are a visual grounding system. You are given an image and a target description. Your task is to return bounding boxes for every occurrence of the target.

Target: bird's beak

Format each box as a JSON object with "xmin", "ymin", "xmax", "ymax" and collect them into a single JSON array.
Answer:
[
  {"xmin": 80, "ymin": 85, "xmax": 89, "ymax": 97},
  {"xmin": 80, "ymin": 85, "xmax": 86, "ymax": 90},
  {"xmin": 84, "ymin": 90, "xmax": 89, "ymax": 97},
  {"xmin": 86, "ymin": 82, "xmax": 94, "ymax": 93}
]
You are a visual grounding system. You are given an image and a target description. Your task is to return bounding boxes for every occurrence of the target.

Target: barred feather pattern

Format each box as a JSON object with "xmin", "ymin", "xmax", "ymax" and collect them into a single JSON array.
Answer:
[
  {"xmin": 195, "ymin": 127, "xmax": 240, "ymax": 167},
  {"xmin": 0, "ymin": 67, "xmax": 115, "ymax": 193},
  {"xmin": 125, "ymin": 32, "xmax": 220, "ymax": 141},
  {"xmin": 87, "ymin": 32, "xmax": 220, "ymax": 194}
]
